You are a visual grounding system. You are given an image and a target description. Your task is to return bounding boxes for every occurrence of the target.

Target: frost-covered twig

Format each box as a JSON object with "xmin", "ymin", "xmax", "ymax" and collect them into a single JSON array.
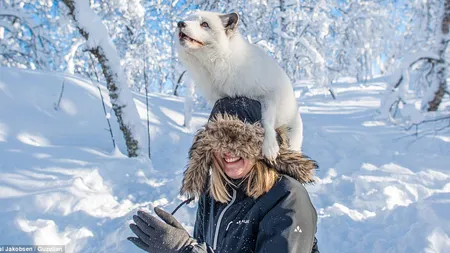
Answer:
[
  {"xmin": 87, "ymin": 53, "xmax": 116, "ymax": 149},
  {"xmin": 392, "ymin": 115, "xmax": 450, "ymax": 142},
  {"xmin": 98, "ymin": 85, "xmax": 116, "ymax": 149},
  {"xmin": 405, "ymin": 115, "xmax": 450, "ymax": 131}
]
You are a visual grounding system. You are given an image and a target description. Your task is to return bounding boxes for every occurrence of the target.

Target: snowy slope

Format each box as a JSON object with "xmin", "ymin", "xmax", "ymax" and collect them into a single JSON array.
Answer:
[
  {"xmin": 297, "ymin": 82, "xmax": 450, "ymax": 253},
  {"xmin": 0, "ymin": 67, "xmax": 207, "ymax": 252},
  {"xmin": 0, "ymin": 67, "xmax": 449, "ymax": 253}
]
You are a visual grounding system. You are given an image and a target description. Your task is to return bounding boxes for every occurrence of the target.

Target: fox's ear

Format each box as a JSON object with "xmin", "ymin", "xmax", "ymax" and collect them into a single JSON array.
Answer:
[{"xmin": 220, "ymin": 12, "xmax": 239, "ymax": 35}]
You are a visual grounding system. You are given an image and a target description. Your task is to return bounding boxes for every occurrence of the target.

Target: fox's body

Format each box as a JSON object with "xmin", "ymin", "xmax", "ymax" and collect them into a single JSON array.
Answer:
[{"xmin": 176, "ymin": 11, "xmax": 303, "ymax": 158}]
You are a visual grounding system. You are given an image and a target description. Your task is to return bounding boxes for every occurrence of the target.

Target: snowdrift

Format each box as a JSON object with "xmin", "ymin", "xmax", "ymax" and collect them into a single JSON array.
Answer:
[{"xmin": 0, "ymin": 67, "xmax": 206, "ymax": 252}]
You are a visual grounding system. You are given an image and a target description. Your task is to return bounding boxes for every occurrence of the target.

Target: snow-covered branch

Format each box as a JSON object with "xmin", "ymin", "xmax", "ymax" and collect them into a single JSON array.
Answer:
[
  {"xmin": 64, "ymin": 38, "xmax": 85, "ymax": 74},
  {"xmin": 0, "ymin": 7, "xmax": 55, "ymax": 68},
  {"xmin": 62, "ymin": 0, "xmax": 145, "ymax": 157}
]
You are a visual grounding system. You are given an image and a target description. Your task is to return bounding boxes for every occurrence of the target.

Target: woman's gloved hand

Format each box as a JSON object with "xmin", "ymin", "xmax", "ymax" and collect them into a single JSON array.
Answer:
[{"xmin": 128, "ymin": 207, "xmax": 197, "ymax": 253}]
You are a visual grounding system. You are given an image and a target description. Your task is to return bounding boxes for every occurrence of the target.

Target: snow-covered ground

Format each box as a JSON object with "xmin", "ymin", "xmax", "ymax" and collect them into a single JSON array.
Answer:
[{"xmin": 0, "ymin": 67, "xmax": 449, "ymax": 253}]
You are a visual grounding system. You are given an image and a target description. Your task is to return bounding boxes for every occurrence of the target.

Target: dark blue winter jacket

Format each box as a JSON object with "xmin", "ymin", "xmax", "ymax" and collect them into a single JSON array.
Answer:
[{"xmin": 181, "ymin": 175, "xmax": 318, "ymax": 253}]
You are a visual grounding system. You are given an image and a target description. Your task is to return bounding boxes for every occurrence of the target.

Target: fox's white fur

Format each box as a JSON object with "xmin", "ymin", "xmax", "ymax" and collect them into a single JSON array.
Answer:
[{"xmin": 176, "ymin": 11, "xmax": 303, "ymax": 160}]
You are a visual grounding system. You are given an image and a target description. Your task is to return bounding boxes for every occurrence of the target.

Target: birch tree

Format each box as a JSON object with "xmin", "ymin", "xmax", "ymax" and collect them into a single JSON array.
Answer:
[
  {"xmin": 427, "ymin": 0, "xmax": 449, "ymax": 111},
  {"xmin": 61, "ymin": 0, "xmax": 145, "ymax": 157}
]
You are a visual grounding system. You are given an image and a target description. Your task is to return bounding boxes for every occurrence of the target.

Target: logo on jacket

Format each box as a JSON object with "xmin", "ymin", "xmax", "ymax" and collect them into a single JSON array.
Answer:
[
  {"xmin": 294, "ymin": 226, "xmax": 302, "ymax": 233},
  {"xmin": 236, "ymin": 220, "xmax": 250, "ymax": 225}
]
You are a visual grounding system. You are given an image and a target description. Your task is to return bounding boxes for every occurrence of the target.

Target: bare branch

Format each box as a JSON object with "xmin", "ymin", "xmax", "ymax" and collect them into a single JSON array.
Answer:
[{"xmin": 54, "ymin": 81, "xmax": 65, "ymax": 111}]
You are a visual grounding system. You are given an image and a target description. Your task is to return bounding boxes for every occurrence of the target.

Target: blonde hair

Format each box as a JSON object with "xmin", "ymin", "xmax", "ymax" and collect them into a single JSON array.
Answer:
[{"xmin": 210, "ymin": 158, "xmax": 279, "ymax": 203}]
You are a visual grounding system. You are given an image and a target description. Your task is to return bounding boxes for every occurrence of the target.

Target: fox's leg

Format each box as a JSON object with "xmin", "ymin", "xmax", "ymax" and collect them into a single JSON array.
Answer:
[
  {"xmin": 261, "ymin": 99, "xmax": 279, "ymax": 161},
  {"xmin": 287, "ymin": 112, "xmax": 303, "ymax": 151}
]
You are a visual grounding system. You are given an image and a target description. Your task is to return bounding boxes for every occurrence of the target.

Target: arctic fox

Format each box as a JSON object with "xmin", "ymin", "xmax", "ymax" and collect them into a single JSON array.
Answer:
[{"xmin": 176, "ymin": 11, "xmax": 303, "ymax": 160}]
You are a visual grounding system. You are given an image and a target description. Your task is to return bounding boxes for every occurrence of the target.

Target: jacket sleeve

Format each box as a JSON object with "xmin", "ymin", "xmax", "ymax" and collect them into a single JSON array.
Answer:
[
  {"xmin": 182, "ymin": 243, "xmax": 215, "ymax": 253},
  {"xmin": 255, "ymin": 184, "xmax": 317, "ymax": 253}
]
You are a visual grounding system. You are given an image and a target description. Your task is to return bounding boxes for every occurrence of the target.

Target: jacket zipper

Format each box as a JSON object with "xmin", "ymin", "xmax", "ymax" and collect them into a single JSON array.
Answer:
[
  {"xmin": 221, "ymin": 221, "xmax": 234, "ymax": 240},
  {"xmin": 213, "ymin": 188, "xmax": 236, "ymax": 250},
  {"xmin": 225, "ymin": 221, "xmax": 233, "ymax": 231}
]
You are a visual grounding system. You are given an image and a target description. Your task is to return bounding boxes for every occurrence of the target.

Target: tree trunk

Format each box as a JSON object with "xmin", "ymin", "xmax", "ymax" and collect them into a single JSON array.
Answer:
[
  {"xmin": 62, "ymin": 0, "xmax": 143, "ymax": 157},
  {"xmin": 279, "ymin": 0, "xmax": 286, "ymax": 64},
  {"xmin": 428, "ymin": 0, "xmax": 449, "ymax": 111}
]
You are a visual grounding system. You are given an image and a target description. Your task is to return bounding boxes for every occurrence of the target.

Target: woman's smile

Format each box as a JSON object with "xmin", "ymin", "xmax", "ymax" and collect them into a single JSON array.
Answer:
[
  {"xmin": 223, "ymin": 156, "xmax": 241, "ymax": 163},
  {"xmin": 214, "ymin": 152, "xmax": 254, "ymax": 179}
]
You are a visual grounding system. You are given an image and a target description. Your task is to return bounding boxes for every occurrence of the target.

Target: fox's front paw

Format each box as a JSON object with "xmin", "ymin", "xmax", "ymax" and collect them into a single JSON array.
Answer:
[{"xmin": 262, "ymin": 133, "xmax": 280, "ymax": 162}]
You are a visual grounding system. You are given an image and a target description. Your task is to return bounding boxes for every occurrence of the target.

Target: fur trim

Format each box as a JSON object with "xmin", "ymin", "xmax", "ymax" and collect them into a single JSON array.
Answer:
[{"xmin": 180, "ymin": 114, "xmax": 317, "ymax": 199}]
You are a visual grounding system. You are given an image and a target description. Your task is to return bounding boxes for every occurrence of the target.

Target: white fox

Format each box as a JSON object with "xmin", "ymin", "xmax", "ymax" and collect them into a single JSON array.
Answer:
[{"xmin": 176, "ymin": 11, "xmax": 303, "ymax": 160}]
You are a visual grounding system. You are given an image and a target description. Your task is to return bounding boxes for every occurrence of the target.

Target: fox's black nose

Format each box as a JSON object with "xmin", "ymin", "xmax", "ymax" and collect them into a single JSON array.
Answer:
[{"xmin": 177, "ymin": 21, "xmax": 186, "ymax": 28}]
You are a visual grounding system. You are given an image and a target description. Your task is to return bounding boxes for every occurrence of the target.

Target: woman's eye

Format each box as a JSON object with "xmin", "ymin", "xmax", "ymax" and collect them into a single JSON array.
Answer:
[{"xmin": 201, "ymin": 22, "xmax": 209, "ymax": 28}]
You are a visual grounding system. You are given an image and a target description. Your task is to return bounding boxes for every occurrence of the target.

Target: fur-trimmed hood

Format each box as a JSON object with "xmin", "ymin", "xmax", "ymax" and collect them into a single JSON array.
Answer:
[{"xmin": 180, "ymin": 114, "xmax": 318, "ymax": 199}]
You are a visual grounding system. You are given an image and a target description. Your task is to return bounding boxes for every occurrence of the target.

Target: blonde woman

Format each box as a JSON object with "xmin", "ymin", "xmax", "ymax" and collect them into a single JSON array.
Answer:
[{"xmin": 129, "ymin": 97, "xmax": 319, "ymax": 253}]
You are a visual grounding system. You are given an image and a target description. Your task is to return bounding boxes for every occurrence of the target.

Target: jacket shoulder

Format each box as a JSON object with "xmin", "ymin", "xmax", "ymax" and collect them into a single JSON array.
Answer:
[
  {"xmin": 256, "ymin": 177, "xmax": 318, "ymax": 253},
  {"xmin": 274, "ymin": 175, "xmax": 310, "ymax": 197},
  {"xmin": 257, "ymin": 175, "xmax": 313, "ymax": 210}
]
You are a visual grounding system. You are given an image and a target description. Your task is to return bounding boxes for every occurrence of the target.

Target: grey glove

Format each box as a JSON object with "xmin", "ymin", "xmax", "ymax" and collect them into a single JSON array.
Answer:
[{"xmin": 128, "ymin": 207, "xmax": 196, "ymax": 253}]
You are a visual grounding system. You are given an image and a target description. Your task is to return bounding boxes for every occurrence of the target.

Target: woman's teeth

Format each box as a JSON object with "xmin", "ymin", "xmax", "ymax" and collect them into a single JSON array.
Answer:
[{"xmin": 224, "ymin": 157, "xmax": 240, "ymax": 163}]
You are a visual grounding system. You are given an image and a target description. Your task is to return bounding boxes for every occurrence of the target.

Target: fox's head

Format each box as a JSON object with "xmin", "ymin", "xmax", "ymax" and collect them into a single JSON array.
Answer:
[{"xmin": 176, "ymin": 11, "xmax": 239, "ymax": 53}]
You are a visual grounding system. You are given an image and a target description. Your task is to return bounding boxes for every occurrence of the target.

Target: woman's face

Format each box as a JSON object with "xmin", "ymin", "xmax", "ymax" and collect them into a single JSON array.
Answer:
[{"xmin": 213, "ymin": 152, "xmax": 255, "ymax": 179}]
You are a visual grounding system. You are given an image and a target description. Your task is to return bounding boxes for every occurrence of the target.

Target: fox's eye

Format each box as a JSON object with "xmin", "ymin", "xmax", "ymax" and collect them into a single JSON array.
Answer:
[{"xmin": 200, "ymin": 22, "xmax": 209, "ymax": 28}]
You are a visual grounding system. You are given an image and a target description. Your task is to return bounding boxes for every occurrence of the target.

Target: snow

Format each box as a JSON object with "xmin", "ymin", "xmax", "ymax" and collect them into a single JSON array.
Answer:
[
  {"xmin": 1, "ymin": 67, "xmax": 449, "ymax": 252},
  {"xmin": 297, "ymin": 81, "xmax": 450, "ymax": 252}
]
